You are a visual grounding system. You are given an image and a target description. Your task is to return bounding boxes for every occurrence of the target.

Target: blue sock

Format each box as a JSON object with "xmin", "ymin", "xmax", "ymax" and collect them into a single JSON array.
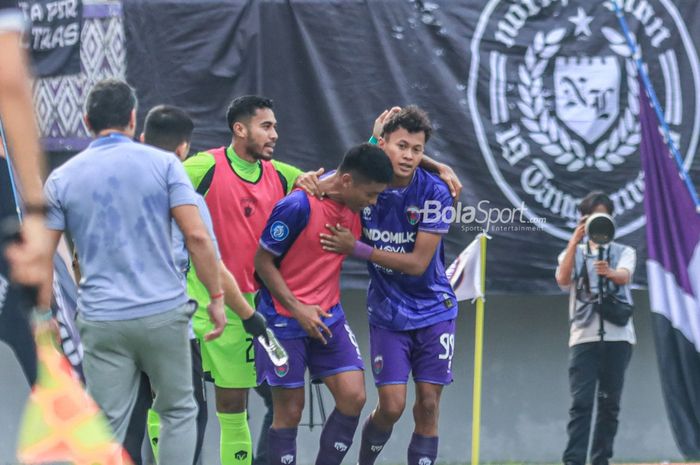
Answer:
[
  {"xmin": 314, "ymin": 409, "xmax": 360, "ymax": 465},
  {"xmin": 358, "ymin": 416, "xmax": 393, "ymax": 465},
  {"xmin": 407, "ymin": 433, "xmax": 438, "ymax": 465},
  {"xmin": 268, "ymin": 427, "xmax": 297, "ymax": 465}
]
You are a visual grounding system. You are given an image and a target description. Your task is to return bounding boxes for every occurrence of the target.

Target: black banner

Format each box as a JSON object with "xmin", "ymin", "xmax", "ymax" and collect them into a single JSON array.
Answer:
[
  {"xmin": 19, "ymin": 0, "xmax": 82, "ymax": 77},
  {"xmin": 123, "ymin": 0, "xmax": 700, "ymax": 293}
]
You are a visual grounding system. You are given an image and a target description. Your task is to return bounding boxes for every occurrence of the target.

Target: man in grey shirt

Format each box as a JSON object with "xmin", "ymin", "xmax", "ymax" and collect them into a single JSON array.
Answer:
[
  {"xmin": 43, "ymin": 79, "xmax": 226, "ymax": 465},
  {"xmin": 556, "ymin": 191, "xmax": 636, "ymax": 465}
]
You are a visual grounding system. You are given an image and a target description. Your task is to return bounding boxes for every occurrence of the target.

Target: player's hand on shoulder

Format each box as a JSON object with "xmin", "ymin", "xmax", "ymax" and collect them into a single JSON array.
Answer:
[
  {"xmin": 295, "ymin": 168, "xmax": 324, "ymax": 198},
  {"xmin": 291, "ymin": 302, "xmax": 333, "ymax": 345},
  {"xmin": 320, "ymin": 223, "xmax": 355, "ymax": 255},
  {"xmin": 436, "ymin": 163, "xmax": 462, "ymax": 199}
]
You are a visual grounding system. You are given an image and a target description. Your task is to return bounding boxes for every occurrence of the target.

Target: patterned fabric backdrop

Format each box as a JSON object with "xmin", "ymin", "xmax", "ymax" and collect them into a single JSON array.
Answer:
[{"xmin": 34, "ymin": 0, "xmax": 125, "ymax": 152}]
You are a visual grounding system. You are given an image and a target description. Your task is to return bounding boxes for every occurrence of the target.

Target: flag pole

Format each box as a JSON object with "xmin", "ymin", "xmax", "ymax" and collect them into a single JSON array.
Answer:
[
  {"xmin": 471, "ymin": 233, "xmax": 487, "ymax": 465},
  {"xmin": 611, "ymin": 0, "xmax": 700, "ymax": 212}
]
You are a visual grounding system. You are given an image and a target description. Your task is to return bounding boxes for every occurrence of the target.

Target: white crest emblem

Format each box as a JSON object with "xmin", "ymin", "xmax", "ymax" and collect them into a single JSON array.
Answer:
[
  {"xmin": 554, "ymin": 56, "xmax": 620, "ymax": 143},
  {"xmin": 334, "ymin": 442, "xmax": 348, "ymax": 452},
  {"xmin": 280, "ymin": 454, "xmax": 294, "ymax": 465},
  {"xmin": 468, "ymin": 1, "xmax": 700, "ymax": 239},
  {"xmin": 419, "ymin": 458, "xmax": 433, "ymax": 465}
]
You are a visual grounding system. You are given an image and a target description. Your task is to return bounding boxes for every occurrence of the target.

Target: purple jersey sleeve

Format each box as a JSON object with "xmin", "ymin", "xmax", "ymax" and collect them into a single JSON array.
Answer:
[
  {"xmin": 419, "ymin": 180, "xmax": 452, "ymax": 234},
  {"xmin": 259, "ymin": 190, "xmax": 310, "ymax": 257}
]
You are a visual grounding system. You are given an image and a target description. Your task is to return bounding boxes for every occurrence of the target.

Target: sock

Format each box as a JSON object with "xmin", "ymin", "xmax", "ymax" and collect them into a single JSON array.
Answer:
[
  {"xmin": 407, "ymin": 433, "xmax": 438, "ymax": 465},
  {"xmin": 315, "ymin": 409, "xmax": 360, "ymax": 465},
  {"xmin": 146, "ymin": 409, "xmax": 160, "ymax": 463},
  {"xmin": 358, "ymin": 416, "xmax": 393, "ymax": 465},
  {"xmin": 219, "ymin": 412, "xmax": 253, "ymax": 465},
  {"xmin": 268, "ymin": 427, "xmax": 298, "ymax": 465}
]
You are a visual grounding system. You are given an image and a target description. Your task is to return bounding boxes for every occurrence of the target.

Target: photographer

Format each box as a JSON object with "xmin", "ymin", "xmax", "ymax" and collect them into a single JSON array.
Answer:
[{"xmin": 555, "ymin": 191, "xmax": 636, "ymax": 465}]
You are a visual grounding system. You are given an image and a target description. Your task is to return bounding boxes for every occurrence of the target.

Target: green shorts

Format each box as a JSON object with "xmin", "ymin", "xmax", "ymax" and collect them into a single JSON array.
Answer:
[{"xmin": 192, "ymin": 292, "xmax": 257, "ymax": 389}]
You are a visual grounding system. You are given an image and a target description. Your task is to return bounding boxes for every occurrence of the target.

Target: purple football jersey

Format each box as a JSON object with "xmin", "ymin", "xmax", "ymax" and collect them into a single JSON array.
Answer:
[{"xmin": 362, "ymin": 168, "xmax": 457, "ymax": 331}]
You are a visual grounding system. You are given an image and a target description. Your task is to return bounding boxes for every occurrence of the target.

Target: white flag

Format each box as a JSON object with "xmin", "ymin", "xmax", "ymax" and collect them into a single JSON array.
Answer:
[{"xmin": 446, "ymin": 233, "xmax": 486, "ymax": 302}]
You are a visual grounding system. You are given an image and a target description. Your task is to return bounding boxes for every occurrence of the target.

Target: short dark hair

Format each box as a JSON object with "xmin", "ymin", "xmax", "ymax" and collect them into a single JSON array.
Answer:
[
  {"xmin": 143, "ymin": 105, "xmax": 194, "ymax": 152},
  {"xmin": 85, "ymin": 79, "xmax": 137, "ymax": 133},
  {"xmin": 381, "ymin": 105, "xmax": 432, "ymax": 143},
  {"xmin": 226, "ymin": 95, "xmax": 274, "ymax": 132},
  {"xmin": 338, "ymin": 143, "xmax": 393, "ymax": 185},
  {"xmin": 579, "ymin": 191, "xmax": 615, "ymax": 215}
]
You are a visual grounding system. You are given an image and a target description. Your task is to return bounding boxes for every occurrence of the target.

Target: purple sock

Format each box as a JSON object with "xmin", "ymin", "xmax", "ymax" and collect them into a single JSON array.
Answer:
[
  {"xmin": 268, "ymin": 427, "xmax": 298, "ymax": 465},
  {"xmin": 358, "ymin": 416, "xmax": 393, "ymax": 465},
  {"xmin": 314, "ymin": 409, "xmax": 360, "ymax": 465},
  {"xmin": 407, "ymin": 433, "xmax": 438, "ymax": 465}
]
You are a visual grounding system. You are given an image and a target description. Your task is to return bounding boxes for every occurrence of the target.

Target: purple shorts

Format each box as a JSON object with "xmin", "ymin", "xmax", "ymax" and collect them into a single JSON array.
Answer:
[
  {"xmin": 370, "ymin": 319, "xmax": 456, "ymax": 386},
  {"xmin": 255, "ymin": 316, "xmax": 364, "ymax": 388}
]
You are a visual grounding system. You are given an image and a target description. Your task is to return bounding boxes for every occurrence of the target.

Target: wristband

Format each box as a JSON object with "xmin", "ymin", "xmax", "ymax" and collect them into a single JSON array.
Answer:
[
  {"xmin": 210, "ymin": 291, "xmax": 224, "ymax": 300},
  {"xmin": 33, "ymin": 309, "xmax": 53, "ymax": 322},
  {"xmin": 368, "ymin": 136, "xmax": 378, "ymax": 145},
  {"xmin": 351, "ymin": 241, "xmax": 373, "ymax": 261}
]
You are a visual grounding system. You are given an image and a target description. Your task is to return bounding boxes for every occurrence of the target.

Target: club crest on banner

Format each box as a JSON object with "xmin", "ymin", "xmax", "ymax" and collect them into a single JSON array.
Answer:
[{"xmin": 468, "ymin": 0, "xmax": 700, "ymax": 239}]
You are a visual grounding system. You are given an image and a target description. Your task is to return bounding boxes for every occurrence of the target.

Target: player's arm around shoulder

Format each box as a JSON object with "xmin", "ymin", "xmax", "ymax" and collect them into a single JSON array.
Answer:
[
  {"xmin": 371, "ymin": 179, "xmax": 451, "ymax": 276},
  {"xmin": 320, "ymin": 178, "xmax": 449, "ymax": 276}
]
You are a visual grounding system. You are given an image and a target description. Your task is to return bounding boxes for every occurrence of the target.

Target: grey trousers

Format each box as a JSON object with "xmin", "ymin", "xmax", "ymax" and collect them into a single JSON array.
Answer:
[{"xmin": 77, "ymin": 302, "xmax": 197, "ymax": 465}]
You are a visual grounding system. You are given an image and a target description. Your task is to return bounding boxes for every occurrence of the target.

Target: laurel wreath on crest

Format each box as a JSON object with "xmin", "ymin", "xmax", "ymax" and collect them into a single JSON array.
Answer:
[{"xmin": 518, "ymin": 27, "xmax": 641, "ymax": 172}]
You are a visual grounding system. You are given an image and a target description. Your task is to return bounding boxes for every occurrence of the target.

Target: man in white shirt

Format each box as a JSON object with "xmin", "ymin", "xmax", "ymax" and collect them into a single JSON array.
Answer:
[{"xmin": 556, "ymin": 191, "xmax": 636, "ymax": 465}]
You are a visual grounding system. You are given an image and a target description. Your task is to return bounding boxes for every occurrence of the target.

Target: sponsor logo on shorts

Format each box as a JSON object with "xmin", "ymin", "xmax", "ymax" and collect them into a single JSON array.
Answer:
[
  {"xmin": 334, "ymin": 442, "xmax": 348, "ymax": 452},
  {"xmin": 419, "ymin": 457, "xmax": 432, "ymax": 465},
  {"xmin": 373, "ymin": 355, "xmax": 383, "ymax": 375},
  {"xmin": 281, "ymin": 454, "xmax": 295, "ymax": 464},
  {"xmin": 275, "ymin": 363, "xmax": 289, "ymax": 378},
  {"xmin": 270, "ymin": 221, "xmax": 290, "ymax": 241},
  {"xmin": 370, "ymin": 445, "xmax": 384, "ymax": 453},
  {"xmin": 406, "ymin": 205, "xmax": 421, "ymax": 225},
  {"xmin": 234, "ymin": 450, "xmax": 248, "ymax": 461}
]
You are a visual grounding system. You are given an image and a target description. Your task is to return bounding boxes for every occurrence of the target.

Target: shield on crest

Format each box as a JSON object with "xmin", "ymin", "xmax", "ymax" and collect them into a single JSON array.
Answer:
[{"xmin": 554, "ymin": 56, "xmax": 621, "ymax": 144}]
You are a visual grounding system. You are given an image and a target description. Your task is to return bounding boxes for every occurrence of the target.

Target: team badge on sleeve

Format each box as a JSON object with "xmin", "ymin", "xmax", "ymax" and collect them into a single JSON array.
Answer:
[{"xmin": 270, "ymin": 221, "xmax": 290, "ymax": 241}]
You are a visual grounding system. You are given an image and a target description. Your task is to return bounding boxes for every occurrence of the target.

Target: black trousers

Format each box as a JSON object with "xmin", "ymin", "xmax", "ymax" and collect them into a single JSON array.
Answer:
[
  {"xmin": 563, "ymin": 341, "xmax": 632, "ymax": 465},
  {"xmin": 0, "ymin": 256, "xmax": 37, "ymax": 386},
  {"xmin": 124, "ymin": 338, "xmax": 208, "ymax": 465}
]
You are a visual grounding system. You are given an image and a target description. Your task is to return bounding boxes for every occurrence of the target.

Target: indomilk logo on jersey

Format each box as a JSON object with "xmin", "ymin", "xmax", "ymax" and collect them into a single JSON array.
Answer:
[{"xmin": 468, "ymin": 0, "xmax": 700, "ymax": 240}]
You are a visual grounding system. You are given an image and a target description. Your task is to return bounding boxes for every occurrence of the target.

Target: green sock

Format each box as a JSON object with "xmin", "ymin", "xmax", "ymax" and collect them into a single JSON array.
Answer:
[
  {"xmin": 218, "ymin": 411, "xmax": 252, "ymax": 465},
  {"xmin": 147, "ymin": 408, "xmax": 161, "ymax": 463}
]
